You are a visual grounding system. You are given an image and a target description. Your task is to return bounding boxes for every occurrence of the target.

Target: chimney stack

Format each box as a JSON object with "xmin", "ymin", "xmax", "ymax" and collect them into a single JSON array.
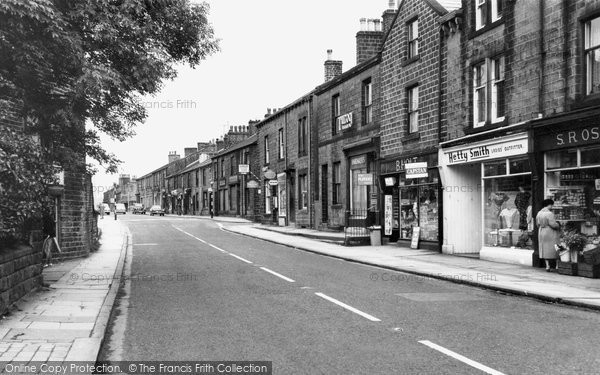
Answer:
[
  {"xmin": 382, "ymin": 1, "xmax": 397, "ymax": 35},
  {"xmin": 168, "ymin": 151, "xmax": 180, "ymax": 164},
  {"xmin": 356, "ymin": 18, "xmax": 384, "ymax": 65},
  {"xmin": 324, "ymin": 49, "xmax": 343, "ymax": 82}
]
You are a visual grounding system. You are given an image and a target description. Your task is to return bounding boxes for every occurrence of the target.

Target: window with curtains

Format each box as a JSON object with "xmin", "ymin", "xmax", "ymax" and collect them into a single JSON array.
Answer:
[
  {"xmin": 332, "ymin": 162, "xmax": 341, "ymax": 204},
  {"xmin": 332, "ymin": 94, "xmax": 340, "ymax": 135},
  {"xmin": 278, "ymin": 128, "xmax": 284, "ymax": 159},
  {"xmin": 473, "ymin": 56, "xmax": 505, "ymax": 128},
  {"xmin": 298, "ymin": 117, "xmax": 308, "ymax": 156}
]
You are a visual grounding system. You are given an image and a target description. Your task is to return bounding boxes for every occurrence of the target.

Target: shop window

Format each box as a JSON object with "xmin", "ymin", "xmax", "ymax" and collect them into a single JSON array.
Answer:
[
  {"xmin": 585, "ymin": 17, "xmax": 600, "ymax": 95},
  {"xmin": 475, "ymin": 0, "xmax": 503, "ymax": 30},
  {"xmin": 399, "ymin": 172, "xmax": 439, "ymax": 243},
  {"xmin": 483, "ymin": 158, "xmax": 532, "ymax": 249},
  {"xmin": 265, "ymin": 181, "xmax": 271, "ymax": 214},
  {"xmin": 407, "ymin": 19, "xmax": 419, "ymax": 59},
  {"xmin": 545, "ymin": 150, "xmax": 600, "ymax": 245},
  {"xmin": 581, "ymin": 145, "xmax": 600, "ymax": 166},
  {"xmin": 299, "ymin": 174, "xmax": 308, "ymax": 209},
  {"xmin": 332, "ymin": 94, "xmax": 341, "ymax": 135},
  {"xmin": 362, "ymin": 79, "xmax": 373, "ymax": 126},
  {"xmin": 332, "ymin": 162, "xmax": 341, "ymax": 204},
  {"xmin": 278, "ymin": 128, "xmax": 284, "ymax": 159},
  {"xmin": 407, "ymin": 85, "xmax": 419, "ymax": 133},
  {"xmin": 546, "ymin": 149, "xmax": 578, "ymax": 170}
]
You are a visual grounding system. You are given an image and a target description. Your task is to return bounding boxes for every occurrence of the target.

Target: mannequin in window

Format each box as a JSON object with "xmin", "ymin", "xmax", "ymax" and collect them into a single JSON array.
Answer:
[
  {"xmin": 515, "ymin": 186, "xmax": 531, "ymax": 231},
  {"xmin": 500, "ymin": 202, "xmax": 520, "ymax": 229}
]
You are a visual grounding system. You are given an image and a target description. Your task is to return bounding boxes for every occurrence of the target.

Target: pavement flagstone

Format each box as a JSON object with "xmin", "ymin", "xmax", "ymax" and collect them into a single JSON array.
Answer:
[{"xmin": 0, "ymin": 219, "xmax": 128, "ymax": 369}]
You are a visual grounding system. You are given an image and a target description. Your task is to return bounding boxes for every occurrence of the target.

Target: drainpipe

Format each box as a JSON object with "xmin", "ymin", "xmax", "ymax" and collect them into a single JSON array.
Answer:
[
  {"xmin": 307, "ymin": 97, "xmax": 312, "ymax": 229},
  {"xmin": 562, "ymin": 0, "xmax": 568, "ymax": 109},
  {"xmin": 538, "ymin": 0, "xmax": 545, "ymax": 115}
]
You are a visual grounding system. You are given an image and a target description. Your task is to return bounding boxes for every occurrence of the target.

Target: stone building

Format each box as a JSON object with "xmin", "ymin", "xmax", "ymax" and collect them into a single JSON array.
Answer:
[
  {"xmin": 313, "ymin": 38, "xmax": 382, "ymax": 230},
  {"xmin": 255, "ymin": 98, "xmax": 314, "ymax": 227},
  {"xmin": 437, "ymin": 0, "xmax": 600, "ymax": 267},
  {"xmin": 378, "ymin": 0, "xmax": 459, "ymax": 249}
]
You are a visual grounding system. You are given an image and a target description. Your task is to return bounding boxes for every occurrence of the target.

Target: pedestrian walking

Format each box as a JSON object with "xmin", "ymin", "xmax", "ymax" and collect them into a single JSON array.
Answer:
[
  {"xmin": 536, "ymin": 199, "xmax": 560, "ymax": 271},
  {"xmin": 42, "ymin": 213, "xmax": 61, "ymax": 267}
]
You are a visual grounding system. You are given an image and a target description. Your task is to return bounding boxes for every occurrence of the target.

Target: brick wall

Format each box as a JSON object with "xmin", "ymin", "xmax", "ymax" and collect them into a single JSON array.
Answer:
[{"xmin": 380, "ymin": 0, "xmax": 447, "ymax": 159}]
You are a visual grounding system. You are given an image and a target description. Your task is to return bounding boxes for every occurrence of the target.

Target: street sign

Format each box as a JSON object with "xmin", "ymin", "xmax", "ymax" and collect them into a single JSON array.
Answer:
[
  {"xmin": 246, "ymin": 180, "xmax": 259, "ymax": 189},
  {"xmin": 238, "ymin": 164, "xmax": 249, "ymax": 174}
]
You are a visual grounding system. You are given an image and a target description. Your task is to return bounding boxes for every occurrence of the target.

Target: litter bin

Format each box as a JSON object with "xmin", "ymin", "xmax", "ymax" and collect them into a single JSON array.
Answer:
[{"xmin": 368, "ymin": 226, "xmax": 382, "ymax": 246}]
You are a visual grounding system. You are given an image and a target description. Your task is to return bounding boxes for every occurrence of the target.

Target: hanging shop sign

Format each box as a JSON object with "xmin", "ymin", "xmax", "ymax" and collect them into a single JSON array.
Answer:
[
  {"xmin": 384, "ymin": 177, "xmax": 397, "ymax": 187},
  {"xmin": 357, "ymin": 173, "xmax": 374, "ymax": 185},
  {"xmin": 246, "ymin": 180, "xmax": 259, "ymax": 189},
  {"xmin": 384, "ymin": 195, "xmax": 393, "ymax": 236},
  {"xmin": 444, "ymin": 137, "xmax": 528, "ymax": 165},
  {"xmin": 336, "ymin": 112, "xmax": 353, "ymax": 132},
  {"xmin": 268, "ymin": 180, "xmax": 278, "ymax": 186},
  {"xmin": 264, "ymin": 170, "xmax": 276, "ymax": 180},
  {"xmin": 538, "ymin": 125, "xmax": 600, "ymax": 151},
  {"xmin": 238, "ymin": 164, "xmax": 249, "ymax": 174},
  {"xmin": 228, "ymin": 175, "xmax": 239, "ymax": 184},
  {"xmin": 218, "ymin": 179, "xmax": 226, "ymax": 187},
  {"xmin": 405, "ymin": 162, "xmax": 428, "ymax": 179}
]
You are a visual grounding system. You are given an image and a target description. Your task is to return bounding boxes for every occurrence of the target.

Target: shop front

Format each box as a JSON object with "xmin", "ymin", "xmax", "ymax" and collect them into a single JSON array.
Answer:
[
  {"xmin": 534, "ymin": 119, "xmax": 600, "ymax": 260},
  {"xmin": 439, "ymin": 132, "xmax": 534, "ymax": 265},
  {"xmin": 380, "ymin": 152, "xmax": 441, "ymax": 250}
]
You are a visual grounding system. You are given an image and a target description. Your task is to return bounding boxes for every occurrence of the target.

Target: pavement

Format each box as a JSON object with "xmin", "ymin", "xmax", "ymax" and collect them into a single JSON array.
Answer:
[
  {"xmin": 222, "ymin": 223, "xmax": 600, "ymax": 311},
  {"xmin": 0, "ymin": 218, "xmax": 129, "ymax": 369}
]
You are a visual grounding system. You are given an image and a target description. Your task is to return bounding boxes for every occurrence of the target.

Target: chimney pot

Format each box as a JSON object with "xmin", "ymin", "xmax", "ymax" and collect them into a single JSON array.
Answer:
[
  {"xmin": 388, "ymin": 0, "xmax": 396, "ymax": 10},
  {"xmin": 374, "ymin": 19, "xmax": 382, "ymax": 32},
  {"xmin": 360, "ymin": 18, "xmax": 367, "ymax": 31},
  {"xmin": 327, "ymin": 49, "xmax": 333, "ymax": 60}
]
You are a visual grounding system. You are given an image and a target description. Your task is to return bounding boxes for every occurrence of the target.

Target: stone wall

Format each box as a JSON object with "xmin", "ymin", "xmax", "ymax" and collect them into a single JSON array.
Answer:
[{"xmin": 0, "ymin": 244, "xmax": 43, "ymax": 315}]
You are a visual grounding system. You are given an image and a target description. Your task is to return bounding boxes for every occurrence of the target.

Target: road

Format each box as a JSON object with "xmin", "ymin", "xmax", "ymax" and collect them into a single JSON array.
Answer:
[{"xmin": 99, "ymin": 214, "xmax": 600, "ymax": 374}]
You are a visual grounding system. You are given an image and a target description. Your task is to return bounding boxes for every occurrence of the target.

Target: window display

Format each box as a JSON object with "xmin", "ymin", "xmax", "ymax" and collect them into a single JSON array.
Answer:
[
  {"xmin": 399, "ymin": 172, "xmax": 439, "ymax": 243},
  {"xmin": 483, "ymin": 157, "xmax": 532, "ymax": 249},
  {"xmin": 545, "ymin": 167, "xmax": 600, "ymax": 248}
]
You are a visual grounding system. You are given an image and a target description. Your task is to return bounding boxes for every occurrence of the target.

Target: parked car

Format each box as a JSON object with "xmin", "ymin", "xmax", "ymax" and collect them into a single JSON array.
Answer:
[
  {"xmin": 102, "ymin": 203, "xmax": 111, "ymax": 215},
  {"xmin": 149, "ymin": 205, "xmax": 165, "ymax": 216},
  {"xmin": 115, "ymin": 203, "xmax": 127, "ymax": 214},
  {"xmin": 131, "ymin": 203, "xmax": 146, "ymax": 214}
]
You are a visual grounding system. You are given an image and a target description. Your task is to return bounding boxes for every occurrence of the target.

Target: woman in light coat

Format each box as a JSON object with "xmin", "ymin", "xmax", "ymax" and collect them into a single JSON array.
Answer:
[{"xmin": 536, "ymin": 199, "xmax": 561, "ymax": 271}]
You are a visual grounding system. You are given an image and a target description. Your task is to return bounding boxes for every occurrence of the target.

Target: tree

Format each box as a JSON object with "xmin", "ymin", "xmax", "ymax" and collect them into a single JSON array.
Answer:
[{"xmin": 0, "ymin": 0, "xmax": 219, "ymax": 243}]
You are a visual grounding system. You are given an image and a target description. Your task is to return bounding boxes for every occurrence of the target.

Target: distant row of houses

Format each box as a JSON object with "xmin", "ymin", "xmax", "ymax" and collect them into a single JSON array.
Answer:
[{"xmin": 132, "ymin": 0, "xmax": 600, "ymax": 269}]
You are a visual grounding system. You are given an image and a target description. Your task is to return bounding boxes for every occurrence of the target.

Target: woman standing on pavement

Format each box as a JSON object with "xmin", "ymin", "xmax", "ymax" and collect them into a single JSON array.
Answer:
[{"xmin": 536, "ymin": 199, "xmax": 560, "ymax": 271}]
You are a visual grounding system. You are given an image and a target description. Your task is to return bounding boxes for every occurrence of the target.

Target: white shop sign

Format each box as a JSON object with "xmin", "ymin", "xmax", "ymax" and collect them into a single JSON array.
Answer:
[
  {"xmin": 405, "ymin": 162, "xmax": 428, "ymax": 179},
  {"xmin": 444, "ymin": 137, "xmax": 528, "ymax": 165},
  {"xmin": 384, "ymin": 195, "xmax": 393, "ymax": 236},
  {"xmin": 337, "ymin": 112, "xmax": 353, "ymax": 131}
]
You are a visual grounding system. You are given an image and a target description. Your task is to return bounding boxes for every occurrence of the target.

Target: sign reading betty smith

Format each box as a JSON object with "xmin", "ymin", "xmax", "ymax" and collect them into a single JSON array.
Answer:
[
  {"xmin": 336, "ymin": 112, "xmax": 353, "ymax": 132},
  {"xmin": 444, "ymin": 138, "xmax": 528, "ymax": 165},
  {"xmin": 405, "ymin": 162, "xmax": 428, "ymax": 179}
]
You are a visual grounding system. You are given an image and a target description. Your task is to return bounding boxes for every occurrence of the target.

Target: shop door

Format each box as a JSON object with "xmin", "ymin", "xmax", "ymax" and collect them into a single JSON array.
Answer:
[{"xmin": 289, "ymin": 176, "xmax": 295, "ymax": 223}]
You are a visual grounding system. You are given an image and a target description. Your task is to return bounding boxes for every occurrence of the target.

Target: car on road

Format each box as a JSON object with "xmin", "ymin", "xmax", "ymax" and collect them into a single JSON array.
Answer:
[
  {"xmin": 131, "ymin": 203, "xmax": 146, "ymax": 214},
  {"xmin": 149, "ymin": 205, "xmax": 165, "ymax": 216},
  {"xmin": 115, "ymin": 203, "xmax": 127, "ymax": 214},
  {"xmin": 102, "ymin": 203, "xmax": 111, "ymax": 215}
]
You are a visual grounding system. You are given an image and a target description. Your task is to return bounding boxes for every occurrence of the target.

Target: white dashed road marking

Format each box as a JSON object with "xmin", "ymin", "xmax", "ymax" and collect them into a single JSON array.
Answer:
[
  {"xmin": 314, "ymin": 292, "xmax": 381, "ymax": 322},
  {"xmin": 259, "ymin": 267, "xmax": 295, "ymax": 282},
  {"xmin": 419, "ymin": 340, "xmax": 506, "ymax": 375}
]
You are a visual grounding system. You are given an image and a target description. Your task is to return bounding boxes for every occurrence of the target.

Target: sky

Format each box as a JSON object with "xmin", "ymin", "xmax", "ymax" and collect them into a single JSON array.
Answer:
[{"xmin": 91, "ymin": 0, "xmax": 391, "ymax": 203}]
